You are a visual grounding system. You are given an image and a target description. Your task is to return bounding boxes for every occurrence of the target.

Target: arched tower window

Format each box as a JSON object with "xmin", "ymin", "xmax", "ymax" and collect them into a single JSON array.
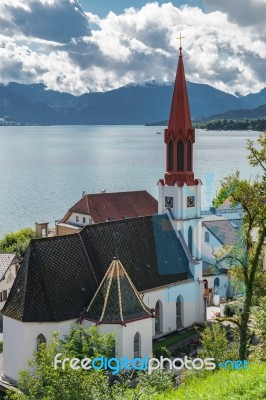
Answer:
[
  {"xmin": 37, "ymin": 334, "xmax": 46, "ymax": 351},
  {"xmin": 168, "ymin": 140, "xmax": 174, "ymax": 171},
  {"xmin": 176, "ymin": 295, "xmax": 183, "ymax": 329},
  {"xmin": 187, "ymin": 140, "xmax": 192, "ymax": 171},
  {"xmin": 188, "ymin": 226, "xmax": 193, "ymax": 255},
  {"xmin": 134, "ymin": 332, "xmax": 141, "ymax": 358},
  {"xmin": 177, "ymin": 140, "xmax": 184, "ymax": 171},
  {"xmin": 155, "ymin": 300, "xmax": 162, "ymax": 334}
]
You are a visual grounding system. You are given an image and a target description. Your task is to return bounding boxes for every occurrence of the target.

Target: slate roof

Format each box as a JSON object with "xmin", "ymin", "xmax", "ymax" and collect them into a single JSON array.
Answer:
[
  {"xmin": 203, "ymin": 219, "xmax": 242, "ymax": 246},
  {"xmin": 0, "ymin": 254, "xmax": 19, "ymax": 279},
  {"xmin": 3, "ymin": 214, "xmax": 193, "ymax": 322},
  {"xmin": 61, "ymin": 190, "xmax": 158, "ymax": 223},
  {"xmin": 85, "ymin": 258, "xmax": 152, "ymax": 325}
]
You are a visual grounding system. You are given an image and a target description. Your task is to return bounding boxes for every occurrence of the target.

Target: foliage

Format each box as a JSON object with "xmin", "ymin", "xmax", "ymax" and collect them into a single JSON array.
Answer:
[
  {"xmin": 153, "ymin": 346, "xmax": 171, "ymax": 359},
  {"xmin": 213, "ymin": 133, "xmax": 266, "ymax": 359},
  {"xmin": 247, "ymin": 133, "xmax": 266, "ymax": 172},
  {"xmin": 198, "ymin": 323, "xmax": 238, "ymax": 366},
  {"xmin": 224, "ymin": 303, "xmax": 238, "ymax": 317},
  {"xmin": 134, "ymin": 368, "xmax": 175, "ymax": 397},
  {"xmin": 0, "ymin": 228, "xmax": 36, "ymax": 257},
  {"xmin": 250, "ymin": 296, "xmax": 266, "ymax": 362},
  {"xmin": 63, "ymin": 324, "xmax": 115, "ymax": 359},
  {"xmin": 153, "ymin": 363, "xmax": 266, "ymax": 400},
  {"xmin": 194, "ymin": 119, "xmax": 266, "ymax": 131}
]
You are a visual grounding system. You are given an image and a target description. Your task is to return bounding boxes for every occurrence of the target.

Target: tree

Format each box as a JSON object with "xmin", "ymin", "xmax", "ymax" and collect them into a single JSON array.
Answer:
[
  {"xmin": 198, "ymin": 323, "xmax": 238, "ymax": 365},
  {"xmin": 214, "ymin": 133, "xmax": 266, "ymax": 360},
  {"xmin": 0, "ymin": 227, "xmax": 36, "ymax": 257}
]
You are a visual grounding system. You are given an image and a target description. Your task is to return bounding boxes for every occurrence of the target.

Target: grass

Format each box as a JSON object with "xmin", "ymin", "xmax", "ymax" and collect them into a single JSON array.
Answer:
[
  {"xmin": 0, "ymin": 342, "xmax": 3, "ymax": 353},
  {"xmin": 153, "ymin": 363, "xmax": 266, "ymax": 400},
  {"xmin": 153, "ymin": 328, "xmax": 199, "ymax": 351}
]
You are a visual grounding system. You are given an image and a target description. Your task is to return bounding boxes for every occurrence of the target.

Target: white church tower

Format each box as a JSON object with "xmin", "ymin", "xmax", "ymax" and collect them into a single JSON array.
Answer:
[{"xmin": 158, "ymin": 43, "xmax": 202, "ymax": 261}]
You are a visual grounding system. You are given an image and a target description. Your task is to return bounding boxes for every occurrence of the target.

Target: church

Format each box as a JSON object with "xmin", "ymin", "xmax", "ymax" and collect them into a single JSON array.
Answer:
[{"xmin": 2, "ymin": 44, "xmax": 206, "ymax": 383}]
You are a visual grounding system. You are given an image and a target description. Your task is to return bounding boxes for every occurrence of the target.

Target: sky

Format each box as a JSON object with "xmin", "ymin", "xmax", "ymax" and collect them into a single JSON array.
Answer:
[{"xmin": 0, "ymin": 0, "xmax": 265, "ymax": 96}]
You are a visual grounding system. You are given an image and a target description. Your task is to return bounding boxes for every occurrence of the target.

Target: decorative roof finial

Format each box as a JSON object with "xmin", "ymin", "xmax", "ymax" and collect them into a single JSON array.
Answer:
[{"xmin": 178, "ymin": 33, "xmax": 185, "ymax": 56}]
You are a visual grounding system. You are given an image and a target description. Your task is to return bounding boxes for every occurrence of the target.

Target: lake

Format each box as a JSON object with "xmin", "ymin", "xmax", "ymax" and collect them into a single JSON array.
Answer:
[{"xmin": 0, "ymin": 126, "xmax": 261, "ymax": 237}]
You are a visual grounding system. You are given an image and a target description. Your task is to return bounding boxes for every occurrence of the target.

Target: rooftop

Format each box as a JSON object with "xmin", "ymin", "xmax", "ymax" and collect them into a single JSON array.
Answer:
[{"xmin": 3, "ymin": 214, "xmax": 192, "ymax": 322}]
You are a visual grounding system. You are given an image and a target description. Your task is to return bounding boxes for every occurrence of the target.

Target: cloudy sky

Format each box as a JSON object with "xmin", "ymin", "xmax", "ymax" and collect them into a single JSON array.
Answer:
[{"xmin": 0, "ymin": 0, "xmax": 265, "ymax": 95}]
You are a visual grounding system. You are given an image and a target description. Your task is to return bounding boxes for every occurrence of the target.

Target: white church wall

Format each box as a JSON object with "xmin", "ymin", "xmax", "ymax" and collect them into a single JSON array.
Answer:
[
  {"xmin": 143, "ymin": 281, "xmax": 203, "ymax": 338},
  {"xmin": 3, "ymin": 316, "xmax": 77, "ymax": 383}
]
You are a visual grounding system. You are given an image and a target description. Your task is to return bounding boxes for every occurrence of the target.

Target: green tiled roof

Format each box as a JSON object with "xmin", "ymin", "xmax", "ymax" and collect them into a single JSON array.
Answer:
[{"xmin": 86, "ymin": 258, "xmax": 152, "ymax": 325}]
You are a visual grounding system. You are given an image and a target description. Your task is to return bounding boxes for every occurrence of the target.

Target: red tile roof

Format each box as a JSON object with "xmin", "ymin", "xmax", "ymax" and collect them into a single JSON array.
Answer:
[{"xmin": 63, "ymin": 190, "xmax": 158, "ymax": 223}]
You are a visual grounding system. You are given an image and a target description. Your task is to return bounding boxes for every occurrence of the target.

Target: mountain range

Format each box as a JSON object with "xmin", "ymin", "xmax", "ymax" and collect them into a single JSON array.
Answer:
[{"xmin": 0, "ymin": 81, "xmax": 266, "ymax": 125}]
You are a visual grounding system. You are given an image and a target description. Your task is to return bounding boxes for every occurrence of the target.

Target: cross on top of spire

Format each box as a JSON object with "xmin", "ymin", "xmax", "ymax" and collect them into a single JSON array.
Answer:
[{"xmin": 178, "ymin": 33, "xmax": 185, "ymax": 55}]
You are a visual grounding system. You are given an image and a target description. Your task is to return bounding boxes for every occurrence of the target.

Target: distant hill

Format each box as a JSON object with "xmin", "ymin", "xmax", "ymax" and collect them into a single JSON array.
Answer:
[
  {"xmin": 208, "ymin": 104, "xmax": 266, "ymax": 120},
  {"xmin": 0, "ymin": 81, "xmax": 265, "ymax": 125}
]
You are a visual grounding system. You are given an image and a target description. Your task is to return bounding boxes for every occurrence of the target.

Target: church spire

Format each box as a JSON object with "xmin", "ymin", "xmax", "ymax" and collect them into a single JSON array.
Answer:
[{"xmin": 163, "ymin": 43, "xmax": 197, "ymax": 186}]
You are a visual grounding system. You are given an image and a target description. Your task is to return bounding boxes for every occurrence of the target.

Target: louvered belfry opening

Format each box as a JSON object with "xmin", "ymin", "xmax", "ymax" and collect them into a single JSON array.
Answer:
[
  {"xmin": 177, "ymin": 140, "xmax": 184, "ymax": 171},
  {"xmin": 168, "ymin": 140, "xmax": 174, "ymax": 171},
  {"xmin": 187, "ymin": 140, "xmax": 192, "ymax": 171}
]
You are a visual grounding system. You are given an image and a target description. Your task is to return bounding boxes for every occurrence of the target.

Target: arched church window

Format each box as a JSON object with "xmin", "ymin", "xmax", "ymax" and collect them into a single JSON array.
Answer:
[
  {"xmin": 155, "ymin": 300, "xmax": 162, "ymax": 334},
  {"xmin": 168, "ymin": 140, "xmax": 174, "ymax": 171},
  {"xmin": 176, "ymin": 295, "xmax": 183, "ymax": 329},
  {"xmin": 134, "ymin": 332, "xmax": 141, "ymax": 358},
  {"xmin": 37, "ymin": 334, "xmax": 46, "ymax": 351},
  {"xmin": 187, "ymin": 141, "xmax": 192, "ymax": 171},
  {"xmin": 214, "ymin": 277, "xmax": 220, "ymax": 289},
  {"xmin": 188, "ymin": 226, "xmax": 193, "ymax": 255},
  {"xmin": 177, "ymin": 140, "xmax": 184, "ymax": 171}
]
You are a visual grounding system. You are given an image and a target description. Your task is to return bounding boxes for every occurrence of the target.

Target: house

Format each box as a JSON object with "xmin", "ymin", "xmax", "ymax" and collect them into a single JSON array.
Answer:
[
  {"xmin": 2, "ymin": 44, "xmax": 206, "ymax": 383},
  {"xmin": 201, "ymin": 219, "xmax": 242, "ymax": 298},
  {"xmin": 0, "ymin": 253, "xmax": 20, "ymax": 309},
  {"xmin": 55, "ymin": 190, "xmax": 158, "ymax": 236}
]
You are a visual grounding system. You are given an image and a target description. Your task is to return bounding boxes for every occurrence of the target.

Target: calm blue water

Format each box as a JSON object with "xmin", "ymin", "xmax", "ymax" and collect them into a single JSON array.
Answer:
[{"xmin": 0, "ymin": 126, "xmax": 261, "ymax": 237}]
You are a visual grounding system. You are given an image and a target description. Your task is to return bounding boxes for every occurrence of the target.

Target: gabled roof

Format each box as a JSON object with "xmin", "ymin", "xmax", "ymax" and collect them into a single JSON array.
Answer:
[
  {"xmin": 0, "ymin": 253, "xmax": 19, "ymax": 279},
  {"xmin": 85, "ymin": 258, "xmax": 152, "ymax": 325},
  {"xmin": 203, "ymin": 219, "xmax": 242, "ymax": 246},
  {"xmin": 3, "ymin": 214, "xmax": 193, "ymax": 322},
  {"xmin": 61, "ymin": 190, "xmax": 158, "ymax": 223}
]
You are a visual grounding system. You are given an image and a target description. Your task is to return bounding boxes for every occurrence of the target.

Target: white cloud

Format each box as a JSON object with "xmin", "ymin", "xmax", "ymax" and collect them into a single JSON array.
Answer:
[{"xmin": 0, "ymin": 1, "xmax": 265, "ymax": 95}]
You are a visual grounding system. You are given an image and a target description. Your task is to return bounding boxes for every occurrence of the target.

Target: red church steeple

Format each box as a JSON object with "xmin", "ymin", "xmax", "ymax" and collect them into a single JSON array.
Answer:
[{"xmin": 163, "ymin": 45, "xmax": 198, "ymax": 187}]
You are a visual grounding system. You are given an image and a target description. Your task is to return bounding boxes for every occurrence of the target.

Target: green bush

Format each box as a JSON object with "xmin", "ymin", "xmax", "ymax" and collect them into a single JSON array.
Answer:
[
  {"xmin": 153, "ymin": 346, "xmax": 171, "ymax": 359},
  {"xmin": 224, "ymin": 303, "xmax": 238, "ymax": 317}
]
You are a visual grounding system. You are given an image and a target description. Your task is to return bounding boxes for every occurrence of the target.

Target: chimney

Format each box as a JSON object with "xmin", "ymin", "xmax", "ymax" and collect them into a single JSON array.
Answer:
[{"xmin": 35, "ymin": 222, "xmax": 49, "ymax": 239}]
